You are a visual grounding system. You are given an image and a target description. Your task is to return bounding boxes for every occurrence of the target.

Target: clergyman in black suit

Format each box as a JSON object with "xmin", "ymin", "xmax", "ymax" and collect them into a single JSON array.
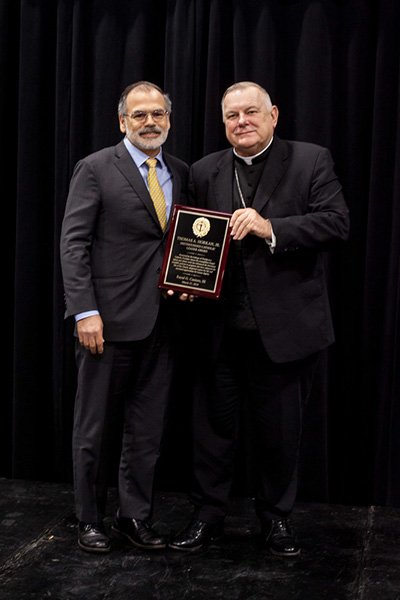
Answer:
[
  {"xmin": 60, "ymin": 81, "xmax": 188, "ymax": 553},
  {"xmin": 169, "ymin": 81, "xmax": 350, "ymax": 556}
]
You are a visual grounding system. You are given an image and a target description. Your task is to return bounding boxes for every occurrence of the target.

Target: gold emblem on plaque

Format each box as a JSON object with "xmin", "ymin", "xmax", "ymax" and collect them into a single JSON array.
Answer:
[{"xmin": 192, "ymin": 217, "xmax": 211, "ymax": 238}]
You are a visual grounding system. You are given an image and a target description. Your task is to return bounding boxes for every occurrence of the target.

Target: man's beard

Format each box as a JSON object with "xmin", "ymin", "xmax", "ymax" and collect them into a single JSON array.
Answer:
[{"xmin": 127, "ymin": 125, "xmax": 169, "ymax": 152}]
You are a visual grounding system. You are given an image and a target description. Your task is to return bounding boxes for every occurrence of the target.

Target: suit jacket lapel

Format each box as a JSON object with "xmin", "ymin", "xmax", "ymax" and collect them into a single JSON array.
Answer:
[
  {"xmin": 113, "ymin": 141, "xmax": 161, "ymax": 229},
  {"xmin": 252, "ymin": 137, "xmax": 289, "ymax": 214},
  {"xmin": 212, "ymin": 150, "xmax": 234, "ymax": 214}
]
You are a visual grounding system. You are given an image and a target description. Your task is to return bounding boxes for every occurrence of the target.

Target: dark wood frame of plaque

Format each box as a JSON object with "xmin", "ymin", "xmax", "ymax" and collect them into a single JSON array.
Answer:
[{"xmin": 159, "ymin": 205, "xmax": 232, "ymax": 299}]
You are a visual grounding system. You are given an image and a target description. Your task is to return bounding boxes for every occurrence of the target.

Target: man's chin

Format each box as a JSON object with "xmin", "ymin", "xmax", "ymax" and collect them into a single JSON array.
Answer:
[
  {"xmin": 139, "ymin": 142, "xmax": 161, "ymax": 150},
  {"xmin": 235, "ymin": 135, "xmax": 257, "ymax": 147},
  {"xmin": 235, "ymin": 137, "xmax": 270, "ymax": 156},
  {"xmin": 131, "ymin": 133, "xmax": 168, "ymax": 152}
]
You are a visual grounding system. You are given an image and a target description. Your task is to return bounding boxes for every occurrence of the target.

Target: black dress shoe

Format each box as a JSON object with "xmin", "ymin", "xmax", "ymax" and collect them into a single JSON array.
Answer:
[
  {"xmin": 78, "ymin": 522, "xmax": 111, "ymax": 554},
  {"xmin": 262, "ymin": 519, "xmax": 301, "ymax": 556},
  {"xmin": 169, "ymin": 518, "xmax": 224, "ymax": 552},
  {"xmin": 111, "ymin": 515, "xmax": 167, "ymax": 549}
]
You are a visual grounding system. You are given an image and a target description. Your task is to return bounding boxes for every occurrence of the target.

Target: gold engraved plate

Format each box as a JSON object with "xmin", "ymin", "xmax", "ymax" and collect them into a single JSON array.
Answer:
[{"xmin": 192, "ymin": 217, "xmax": 211, "ymax": 238}]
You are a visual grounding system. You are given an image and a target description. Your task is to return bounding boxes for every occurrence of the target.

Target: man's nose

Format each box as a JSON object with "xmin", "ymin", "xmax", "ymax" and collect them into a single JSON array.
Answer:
[
  {"xmin": 144, "ymin": 112, "xmax": 156, "ymax": 124},
  {"xmin": 238, "ymin": 112, "xmax": 249, "ymax": 125}
]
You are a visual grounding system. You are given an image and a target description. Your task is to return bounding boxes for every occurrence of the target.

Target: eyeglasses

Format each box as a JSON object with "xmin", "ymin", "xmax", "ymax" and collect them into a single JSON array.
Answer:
[{"xmin": 123, "ymin": 110, "xmax": 169, "ymax": 122}]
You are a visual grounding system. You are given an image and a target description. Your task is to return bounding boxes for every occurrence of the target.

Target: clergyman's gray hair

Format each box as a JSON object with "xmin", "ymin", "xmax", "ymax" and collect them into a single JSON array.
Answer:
[{"xmin": 221, "ymin": 81, "xmax": 273, "ymax": 118}]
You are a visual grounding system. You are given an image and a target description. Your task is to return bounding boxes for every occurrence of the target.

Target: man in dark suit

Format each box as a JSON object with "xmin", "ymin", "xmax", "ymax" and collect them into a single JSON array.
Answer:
[
  {"xmin": 169, "ymin": 81, "xmax": 349, "ymax": 556},
  {"xmin": 60, "ymin": 81, "xmax": 188, "ymax": 553}
]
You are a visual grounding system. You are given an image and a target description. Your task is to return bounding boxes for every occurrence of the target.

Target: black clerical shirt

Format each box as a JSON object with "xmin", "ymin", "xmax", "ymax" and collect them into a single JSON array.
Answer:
[{"xmin": 225, "ymin": 144, "xmax": 272, "ymax": 330}]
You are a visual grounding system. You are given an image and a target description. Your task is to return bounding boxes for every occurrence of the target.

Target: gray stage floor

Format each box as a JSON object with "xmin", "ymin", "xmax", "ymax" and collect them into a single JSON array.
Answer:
[{"xmin": 0, "ymin": 478, "xmax": 399, "ymax": 599}]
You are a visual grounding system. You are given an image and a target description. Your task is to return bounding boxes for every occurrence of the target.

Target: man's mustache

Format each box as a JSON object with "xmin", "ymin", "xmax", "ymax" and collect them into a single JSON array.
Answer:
[{"xmin": 139, "ymin": 126, "xmax": 162, "ymax": 135}]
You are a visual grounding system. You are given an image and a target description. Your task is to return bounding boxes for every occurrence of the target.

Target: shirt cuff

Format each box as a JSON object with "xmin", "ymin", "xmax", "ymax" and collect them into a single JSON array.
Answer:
[
  {"xmin": 75, "ymin": 310, "xmax": 100, "ymax": 322},
  {"xmin": 265, "ymin": 221, "xmax": 276, "ymax": 254}
]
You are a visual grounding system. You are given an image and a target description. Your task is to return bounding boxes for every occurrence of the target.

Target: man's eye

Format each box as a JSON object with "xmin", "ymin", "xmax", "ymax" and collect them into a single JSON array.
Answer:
[
  {"xmin": 133, "ymin": 112, "xmax": 147, "ymax": 120},
  {"xmin": 227, "ymin": 114, "xmax": 237, "ymax": 120},
  {"xmin": 247, "ymin": 110, "xmax": 258, "ymax": 115}
]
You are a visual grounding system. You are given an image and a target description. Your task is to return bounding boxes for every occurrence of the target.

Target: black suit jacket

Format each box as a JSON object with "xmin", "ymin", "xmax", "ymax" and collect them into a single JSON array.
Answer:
[
  {"xmin": 188, "ymin": 137, "xmax": 350, "ymax": 363},
  {"xmin": 60, "ymin": 140, "xmax": 189, "ymax": 341}
]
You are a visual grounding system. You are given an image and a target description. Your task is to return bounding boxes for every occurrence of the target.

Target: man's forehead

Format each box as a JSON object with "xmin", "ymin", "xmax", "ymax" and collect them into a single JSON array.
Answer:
[
  {"xmin": 224, "ymin": 87, "xmax": 265, "ymax": 110},
  {"xmin": 126, "ymin": 88, "xmax": 165, "ymax": 109}
]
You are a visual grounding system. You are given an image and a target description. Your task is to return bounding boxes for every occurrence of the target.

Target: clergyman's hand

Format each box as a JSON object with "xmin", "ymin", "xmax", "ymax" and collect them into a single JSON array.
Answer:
[
  {"xmin": 77, "ymin": 315, "xmax": 104, "ymax": 354},
  {"xmin": 230, "ymin": 208, "xmax": 272, "ymax": 241}
]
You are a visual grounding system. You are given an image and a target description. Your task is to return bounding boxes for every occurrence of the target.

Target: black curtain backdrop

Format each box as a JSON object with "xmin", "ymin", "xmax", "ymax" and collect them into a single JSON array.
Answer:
[{"xmin": 2, "ymin": 0, "xmax": 399, "ymax": 508}]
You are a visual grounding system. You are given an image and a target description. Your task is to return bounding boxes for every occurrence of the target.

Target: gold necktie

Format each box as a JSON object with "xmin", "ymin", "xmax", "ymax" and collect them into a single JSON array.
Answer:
[{"xmin": 146, "ymin": 158, "xmax": 167, "ymax": 231}]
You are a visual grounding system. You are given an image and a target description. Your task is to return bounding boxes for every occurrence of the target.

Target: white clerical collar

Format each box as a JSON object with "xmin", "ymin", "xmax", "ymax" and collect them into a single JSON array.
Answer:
[{"xmin": 233, "ymin": 136, "xmax": 274, "ymax": 165}]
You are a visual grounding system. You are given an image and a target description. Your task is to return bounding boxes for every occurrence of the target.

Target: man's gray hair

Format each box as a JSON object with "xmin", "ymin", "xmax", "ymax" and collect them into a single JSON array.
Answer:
[
  {"xmin": 221, "ymin": 81, "xmax": 273, "ymax": 117},
  {"xmin": 118, "ymin": 81, "xmax": 172, "ymax": 115}
]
